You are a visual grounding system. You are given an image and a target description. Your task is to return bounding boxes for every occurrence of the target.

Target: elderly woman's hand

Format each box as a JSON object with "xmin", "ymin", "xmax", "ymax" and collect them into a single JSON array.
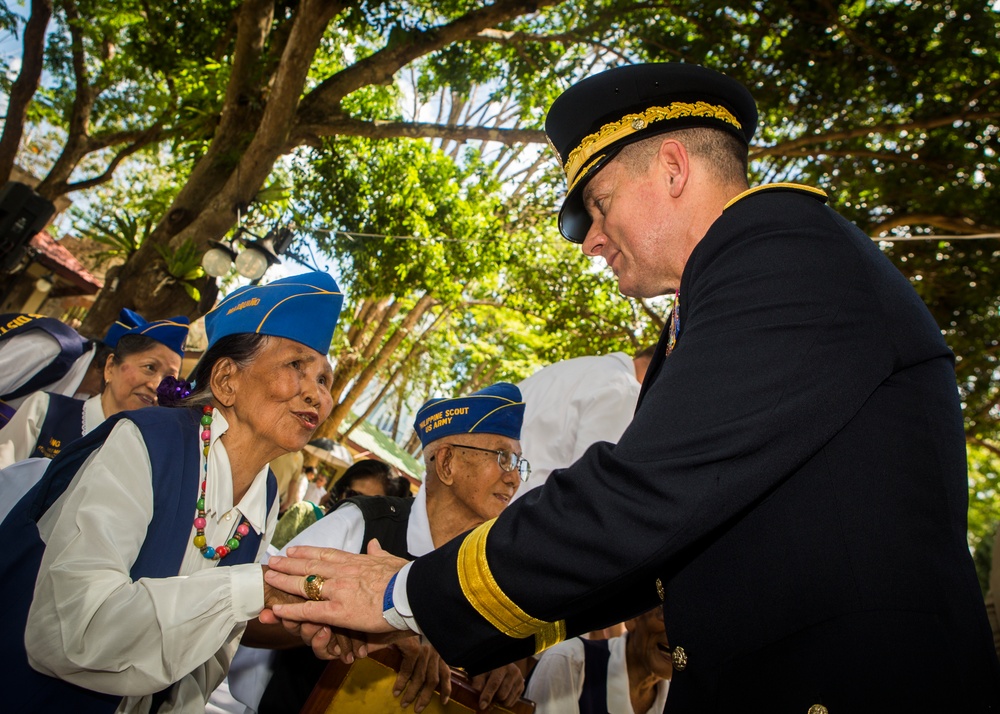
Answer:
[
  {"xmin": 393, "ymin": 636, "xmax": 452, "ymax": 712},
  {"xmin": 468, "ymin": 663, "xmax": 525, "ymax": 710},
  {"xmin": 261, "ymin": 564, "xmax": 306, "ymax": 610}
]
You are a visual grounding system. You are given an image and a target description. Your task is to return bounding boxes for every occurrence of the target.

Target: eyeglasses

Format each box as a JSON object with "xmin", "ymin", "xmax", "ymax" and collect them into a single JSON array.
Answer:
[{"xmin": 444, "ymin": 443, "xmax": 531, "ymax": 481}]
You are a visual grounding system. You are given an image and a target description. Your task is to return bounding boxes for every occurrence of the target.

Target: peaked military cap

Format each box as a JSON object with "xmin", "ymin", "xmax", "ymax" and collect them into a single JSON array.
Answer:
[
  {"xmin": 204, "ymin": 271, "xmax": 343, "ymax": 355},
  {"xmin": 545, "ymin": 62, "xmax": 758, "ymax": 242},
  {"xmin": 104, "ymin": 308, "xmax": 190, "ymax": 357},
  {"xmin": 414, "ymin": 382, "xmax": 525, "ymax": 449}
]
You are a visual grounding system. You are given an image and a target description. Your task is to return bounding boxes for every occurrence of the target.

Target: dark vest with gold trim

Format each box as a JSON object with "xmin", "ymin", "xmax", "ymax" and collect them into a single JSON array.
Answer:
[
  {"xmin": 31, "ymin": 392, "xmax": 87, "ymax": 459},
  {"xmin": 0, "ymin": 406, "xmax": 277, "ymax": 714},
  {"xmin": 0, "ymin": 313, "xmax": 88, "ymax": 424}
]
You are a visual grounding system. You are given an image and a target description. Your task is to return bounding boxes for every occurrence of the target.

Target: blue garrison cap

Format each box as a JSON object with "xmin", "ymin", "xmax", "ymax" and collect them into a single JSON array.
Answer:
[
  {"xmin": 104, "ymin": 308, "xmax": 189, "ymax": 357},
  {"xmin": 204, "ymin": 271, "xmax": 344, "ymax": 355},
  {"xmin": 414, "ymin": 382, "xmax": 525, "ymax": 448},
  {"xmin": 545, "ymin": 63, "xmax": 758, "ymax": 242}
]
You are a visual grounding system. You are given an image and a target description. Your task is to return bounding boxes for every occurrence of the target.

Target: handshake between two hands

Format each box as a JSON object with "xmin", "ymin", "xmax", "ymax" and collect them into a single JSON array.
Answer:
[
  {"xmin": 260, "ymin": 539, "xmax": 408, "ymax": 661},
  {"xmin": 257, "ymin": 540, "xmax": 525, "ymax": 712}
]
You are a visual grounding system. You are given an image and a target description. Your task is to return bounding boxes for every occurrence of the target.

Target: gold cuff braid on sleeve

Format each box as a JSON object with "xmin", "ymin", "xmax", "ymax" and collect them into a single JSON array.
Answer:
[{"xmin": 457, "ymin": 519, "xmax": 566, "ymax": 655}]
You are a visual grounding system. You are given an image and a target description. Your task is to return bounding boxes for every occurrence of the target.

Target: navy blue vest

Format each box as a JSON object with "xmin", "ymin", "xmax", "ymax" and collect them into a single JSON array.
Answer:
[
  {"xmin": 0, "ymin": 406, "xmax": 277, "ymax": 714},
  {"xmin": 31, "ymin": 393, "xmax": 86, "ymax": 459},
  {"xmin": 0, "ymin": 314, "xmax": 88, "ymax": 423}
]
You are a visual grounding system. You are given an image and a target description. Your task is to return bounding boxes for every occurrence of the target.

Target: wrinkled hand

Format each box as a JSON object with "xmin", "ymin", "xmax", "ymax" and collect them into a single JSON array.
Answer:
[
  {"xmin": 393, "ymin": 636, "xmax": 451, "ymax": 712},
  {"xmin": 261, "ymin": 564, "xmax": 306, "ymax": 610},
  {"xmin": 258, "ymin": 605, "xmax": 399, "ymax": 663},
  {"xmin": 468, "ymin": 663, "xmax": 525, "ymax": 710},
  {"xmin": 261, "ymin": 540, "xmax": 411, "ymax": 662}
]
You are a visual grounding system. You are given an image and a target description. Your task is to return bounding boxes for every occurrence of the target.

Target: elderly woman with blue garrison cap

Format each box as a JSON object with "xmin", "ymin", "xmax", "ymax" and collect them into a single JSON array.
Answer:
[
  {"xmin": 0, "ymin": 308, "xmax": 189, "ymax": 468},
  {"xmin": 0, "ymin": 271, "xmax": 343, "ymax": 714}
]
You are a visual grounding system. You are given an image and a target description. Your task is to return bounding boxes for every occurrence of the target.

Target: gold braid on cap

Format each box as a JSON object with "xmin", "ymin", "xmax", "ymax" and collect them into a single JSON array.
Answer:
[
  {"xmin": 457, "ymin": 519, "xmax": 566, "ymax": 655},
  {"xmin": 563, "ymin": 101, "xmax": 742, "ymax": 189}
]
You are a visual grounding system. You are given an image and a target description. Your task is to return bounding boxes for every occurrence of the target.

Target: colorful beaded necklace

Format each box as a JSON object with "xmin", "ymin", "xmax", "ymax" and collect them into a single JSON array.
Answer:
[{"xmin": 192, "ymin": 405, "xmax": 250, "ymax": 560}]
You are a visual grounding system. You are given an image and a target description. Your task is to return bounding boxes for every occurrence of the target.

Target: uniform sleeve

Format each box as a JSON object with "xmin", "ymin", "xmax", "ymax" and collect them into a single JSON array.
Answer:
[
  {"xmin": 524, "ymin": 639, "xmax": 586, "ymax": 714},
  {"xmin": 406, "ymin": 205, "xmax": 950, "ymax": 671},
  {"xmin": 25, "ymin": 420, "xmax": 266, "ymax": 697},
  {"xmin": 0, "ymin": 390, "xmax": 49, "ymax": 468}
]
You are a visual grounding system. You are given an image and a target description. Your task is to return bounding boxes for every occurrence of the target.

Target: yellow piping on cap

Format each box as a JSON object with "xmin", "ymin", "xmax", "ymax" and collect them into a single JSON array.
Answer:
[
  {"xmin": 564, "ymin": 101, "xmax": 742, "ymax": 189},
  {"xmin": 468, "ymin": 402, "xmax": 525, "ymax": 432},
  {"xmin": 254, "ymin": 289, "xmax": 342, "ymax": 334}
]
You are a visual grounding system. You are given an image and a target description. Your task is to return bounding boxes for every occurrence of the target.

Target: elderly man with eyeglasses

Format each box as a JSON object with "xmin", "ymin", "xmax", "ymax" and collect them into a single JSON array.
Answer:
[{"xmin": 216, "ymin": 383, "xmax": 530, "ymax": 714}]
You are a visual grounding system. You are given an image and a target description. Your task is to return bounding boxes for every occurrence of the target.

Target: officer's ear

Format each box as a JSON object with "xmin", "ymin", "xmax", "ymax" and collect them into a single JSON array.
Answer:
[{"xmin": 656, "ymin": 137, "xmax": 690, "ymax": 198}]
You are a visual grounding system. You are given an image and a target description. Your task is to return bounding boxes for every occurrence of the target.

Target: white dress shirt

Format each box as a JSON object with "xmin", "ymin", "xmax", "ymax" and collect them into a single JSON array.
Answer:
[
  {"xmin": 514, "ymin": 352, "xmax": 640, "ymax": 498},
  {"xmin": 302, "ymin": 482, "xmax": 327, "ymax": 506},
  {"xmin": 525, "ymin": 633, "xmax": 670, "ymax": 714},
  {"xmin": 25, "ymin": 408, "xmax": 277, "ymax": 713}
]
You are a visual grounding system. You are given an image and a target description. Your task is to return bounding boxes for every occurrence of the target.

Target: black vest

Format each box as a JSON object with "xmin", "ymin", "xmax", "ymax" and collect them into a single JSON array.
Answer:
[{"xmin": 579, "ymin": 638, "xmax": 611, "ymax": 714}]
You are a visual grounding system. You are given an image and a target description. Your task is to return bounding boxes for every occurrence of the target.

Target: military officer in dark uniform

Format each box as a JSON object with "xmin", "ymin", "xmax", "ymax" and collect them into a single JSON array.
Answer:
[{"xmin": 263, "ymin": 63, "xmax": 1000, "ymax": 712}]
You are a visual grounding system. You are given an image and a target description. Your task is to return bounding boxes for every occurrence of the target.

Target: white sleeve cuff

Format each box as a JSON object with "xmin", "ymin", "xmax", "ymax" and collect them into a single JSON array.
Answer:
[
  {"xmin": 231, "ymin": 563, "xmax": 265, "ymax": 620},
  {"xmin": 391, "ymin": 562, "xmax": 422, "ymax": 635}
]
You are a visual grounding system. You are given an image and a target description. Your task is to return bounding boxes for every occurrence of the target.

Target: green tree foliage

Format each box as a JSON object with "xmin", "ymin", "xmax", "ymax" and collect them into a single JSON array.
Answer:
[{"xmin": 3, "ymin": 1, "xmax": 998, "ymax": 523}]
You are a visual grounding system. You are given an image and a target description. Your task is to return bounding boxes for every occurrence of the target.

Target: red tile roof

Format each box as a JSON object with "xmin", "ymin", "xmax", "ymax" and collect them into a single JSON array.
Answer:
[{"xmin": 29, "ymin": 231, "xmax": 103, "ymax": 294}]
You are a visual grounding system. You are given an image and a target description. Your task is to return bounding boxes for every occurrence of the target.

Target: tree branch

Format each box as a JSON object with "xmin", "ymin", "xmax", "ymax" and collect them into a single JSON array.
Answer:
[
  {"xmin": 293, "ymin": 115, "xmax": 545, "ymax": 149},
  {"xmin": 873, "ymin": 213, "xmax": 1000, "ymax": 236},
  {"xmin": 34, "ymin": 0, "xmax": 98, "ymax": 198},
  {"xmin": 296, "ymin": 0, "xmax": 564, "ymax": 124},
  {"xmin": 752, "ymin": 109, "xmax": 1000, "ymax": 158},
  {"xmin": 63, "ymin": 125, "xmax": 164, "ymax": 192}
]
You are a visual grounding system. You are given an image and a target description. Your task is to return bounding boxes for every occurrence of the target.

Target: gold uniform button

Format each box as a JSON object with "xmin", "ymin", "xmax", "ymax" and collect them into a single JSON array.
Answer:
[
  {"xmin": 807, "ymin": 705, "xmax": 829, "ymax": 714},
  {"xmin": 671, "ymin": 646, "xmax": 687, "ymax": 671}
]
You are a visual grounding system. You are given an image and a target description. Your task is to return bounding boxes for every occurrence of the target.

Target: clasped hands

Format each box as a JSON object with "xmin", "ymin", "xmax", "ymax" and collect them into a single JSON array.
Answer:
[
  {"xmin": 261, "ymin": 539, "xmax": 407, "ymax": 661},
  {"xmin": 260, "ymin": 540, "xmax": 524, "ymax": 710}
]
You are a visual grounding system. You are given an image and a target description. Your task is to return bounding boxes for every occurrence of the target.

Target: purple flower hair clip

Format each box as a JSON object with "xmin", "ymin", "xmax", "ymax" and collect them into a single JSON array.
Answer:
[{"xmin": 156, "ymin": 375, "xmax": 193, "ymax": 407}]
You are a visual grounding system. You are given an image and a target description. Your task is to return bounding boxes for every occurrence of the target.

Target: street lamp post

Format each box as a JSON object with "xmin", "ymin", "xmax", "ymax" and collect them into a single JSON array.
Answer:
[{"xmin": 201, "ymin": 225, "xmax": 298, "ymax": 282}]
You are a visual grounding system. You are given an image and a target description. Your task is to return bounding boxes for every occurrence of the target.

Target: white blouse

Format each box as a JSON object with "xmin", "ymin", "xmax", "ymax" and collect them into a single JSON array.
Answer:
[{"xmin": 25, "ymin": 408, "xmax": 278, "ymax": 713}]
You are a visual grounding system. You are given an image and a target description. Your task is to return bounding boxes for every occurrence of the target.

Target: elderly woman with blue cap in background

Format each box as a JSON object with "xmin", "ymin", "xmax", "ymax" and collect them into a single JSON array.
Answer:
[
  {"xmin": 0, "ymin": 271, "xmax": 343, "ymax": 714},
  {"xmin": 0, "ymin": 308, "xmax": 189, "ymax": 468}
]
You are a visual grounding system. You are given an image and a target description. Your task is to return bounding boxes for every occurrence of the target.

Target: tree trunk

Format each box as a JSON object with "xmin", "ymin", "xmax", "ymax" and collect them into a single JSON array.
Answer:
[
  {"xmin": 0, "ymin": 0, "xmax": 52, "ymax": 183},
  {"xmin": 316, "ymin": 292, "xmax": 436, "ymax": 439},
  {"xmin": 78, "ymin": 239, "xmax": 218, "ymax": 338}
]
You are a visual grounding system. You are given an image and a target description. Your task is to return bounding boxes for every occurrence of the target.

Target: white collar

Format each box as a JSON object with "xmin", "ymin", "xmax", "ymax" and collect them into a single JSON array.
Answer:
[
  {"xmin": 607, "ymin": 633, "xmax": 670, "ymax": 714},
  {"xmin": 407, "ymin": 485, "xmax": 434, "ymax": 557},
  {"xmin": 203, "ymin": 408, "xmax": 270, "ymax": 534},
  {"xmin": 83, "ymin": 395, "xmax": 105, "ymax": 435}
]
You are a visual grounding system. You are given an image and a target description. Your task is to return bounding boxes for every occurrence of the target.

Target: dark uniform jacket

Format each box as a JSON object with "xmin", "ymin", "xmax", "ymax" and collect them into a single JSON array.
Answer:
[{"xmin": 405, "ymin": 184, "xmax": 1000, "ymax": 712}]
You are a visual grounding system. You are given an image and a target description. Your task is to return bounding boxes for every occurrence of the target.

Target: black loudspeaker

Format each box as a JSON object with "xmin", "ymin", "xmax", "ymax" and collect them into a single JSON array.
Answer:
[{"xmin": 0, "ymin": 181, "xmax": 57, "ymax": 274}]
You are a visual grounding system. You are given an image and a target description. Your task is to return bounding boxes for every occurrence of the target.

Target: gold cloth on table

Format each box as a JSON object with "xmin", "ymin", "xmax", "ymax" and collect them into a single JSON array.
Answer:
[{"xmin": 301, "ymin": 646, "xmax": 534, "ymax": 714}]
